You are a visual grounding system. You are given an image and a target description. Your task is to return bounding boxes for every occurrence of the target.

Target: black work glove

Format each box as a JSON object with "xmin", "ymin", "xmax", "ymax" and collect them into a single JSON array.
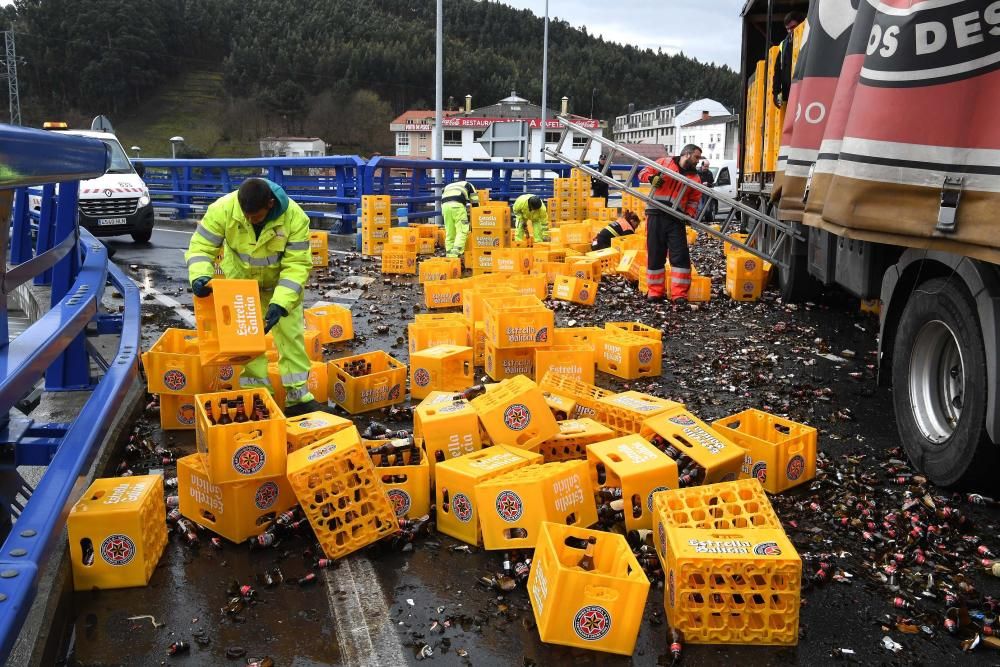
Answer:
[
  {"xmin": 263, "ymin": 303, "xmax": 288, "ymax": 334},
  {"xmin": 650, "ymin": 174, "xmax": 665, "ymax": 189},
  {"xmin": 191, "ymin": 276, "xmax": 213, "ymax": 298}
]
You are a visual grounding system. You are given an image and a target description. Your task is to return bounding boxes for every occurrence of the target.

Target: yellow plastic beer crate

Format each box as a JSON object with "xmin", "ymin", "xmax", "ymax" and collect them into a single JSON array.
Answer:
[
  {"xmin": 414, "ymin": 391, "xmax": 483, "ymax": 479},
  {"xmin": 533, "ymin": 243, "xmax": 567, "ymax": 263},
  {"xmin": 552, "ymin": 326, "xmax": 603, "ymax": 349},
  {"xmin": 381, "ymin": 243, "xmax": 418, "ymax": 274},
  {"xmin": 286, "ymin": 427, "xmax": 400, "ymax": 559},
  {"xmin": 361, "ymin": 237, "xmax": 386, "ymax": 256},
  {"xmin": 471, "ymin": 205, "xmax": 510, "ymax": 230},
  {"xmin": 587, "ymin": 435, "xmax": 678, "ymax": 530},
  {"xmin": 177, "ymin": 453, "xmax": 296, "ymax": 544},
  {"xmin": 304, "ymin": 329, "xmax": 323, "ymax": 361},
  {"xmin": 304, "ymin": 304, "xmax": 354, "ymax": 344},
  {"xmin": 470, "ymin": 228, "xmax": 503, "ymax": 250},
  {"xmin": 465, "ymin": 248, "xmax": 497, "ymax": 275},
  {"xmin": 586, "ymin": 247, "xmax": 621, "ymax": 275},
  {"xmin": 369, "ymin": 448, "xmax": 431, "ymax": 520},
  {"xmin": 689, "ymin": 275, "xmax": 712, "ymax": 302},
  {"xmin": 192, "ymin": 279, "xmax": 266, "ymax": 366},
  {"xmin": 534, "ymin": 344, "xmax": 595, "ymax": 384},
  {"xmin": 543, "ymin": 392, "xmax": 578, "ymax": 421},
  {"xmin": 470, "ymin": 375, "xmax": 559, "ymax": 451},
  {"xmin": 472, "ymin": 320, "xmax": 486, "ymax": 366},
  {"xmin": 159, "ymin": 393, "xmax": 197, "ymax": 431},
  {"xmin": 484, "ymin": 340, "xmax": 535, "ymax": 381},
  {"xmin": 462, "ymin": 285, "xmax": 519, "ymax": 323},
  {"xmin": 414, "ymin": 222, "xmax": 440, "ymax": 239},
  {"xmin": 194, "ymin": 389, "xmax": 287, "ymax": 484},
  {"xmin": 483, "ymin": 295, "xmax": 553, "ymax": 349},
  {"xmin": 68, "ymin": 475, "xmax": 167, "ymax": 591},
  {"xmin": 597, "ymin": 334, "xmax": 662, "ymax": 380},
  {"xmin": 538, "ymin": 371, "xmax": 613, "ymax": 420},
  {"xmin": 605, "ymin": 321, "xmax": 662, "ymax": 341},
  {"xmin": 640, "ymin": 407, "xmax": 746, "ymax": 485},
  {"xmin": 540, "ymin": 418, "xmax": 616, "ymax": 463},
  {"xmin": 662, "ymin": 525, "xmax": 800, "ymax": 646},
  {"xmin": 142, "ymin": 328, "xmax": 207, "ymax": 394},
  {"xmin": 552, "ymin": 275, "xmax": 598, "ymax": 306},
  {"xmin": 559, "ymin": 222, "xmax": 591, "ymax": 245},
  {"xmin": 306, "ymin": 360, "xmax": 329, "ymax": 404},
  {"xmin": 612, "ymin": 234, "xmax": 646, "ymax": 253},
  {"xmin": 723, "ymin": 233, "xmax": 750, "ymax": 257},
  {"xmin": 388, "ymin": 226, "xmax": 419, "ymax": 248},
  {"xmin": 408, "ymin": 313, "xmax": 470, "ymax": 354},
  {"xmin": 725, "ymin": 250, "xmax": 765, "ymax": 302},
  {"xmin": 409, "ymin": 344, "xmax": 474, "ymax": 399},
  {"xmin": 309, "ymin": 230, "xmax": 329, "ymax": 267},
  {"xmin": 505, "ymin": 273, "xmax": 548, "ymax": 300},
  {"xmin": 616, "ymin": 249, "xmax": 640, "ymax": 275},
  {"xmin": 418, "ymin": 257, "xmax": 462, "ymax": 283},
  {"xmin": 285, "ymin": 411, "xmax": 354, "ymax": 453},
  {"xmin": 711, "ymin": 410, "xmax": 818, "ymax": 494},
  {"xmin": 360, "ymin": 194, "xmax": 392, "ymax": 218},
  {"xmin": 329, "ymin": 350, "xmax": 406, "ymax": 414},
  {"xmin": 418, "ymin": 237, "xmax": 436, "ymax": 255},
  {"xmin": 566, "ymin": 256, "xmax": 602, "ymax": 282},
  {"xmin": 423, "ymin": 277, "xmax": 469, "ymax": 309},
  {"xmin": 435, "ymin": 445, "xmax": 543, "ymax": 545},
  {"xmin": 593, "ymin": 391, "xmax": 681, "ymax": 435},
  {"xmin": 528, "ymin": 522, "xmax": 649, "ymax": 656},
  {"xmin": 494, "ymin": 247, "xmax": 534, "ymax": 274},
  {"xmin": 476, "ymin": 460, "xmax": 598, "ymax": 549}
]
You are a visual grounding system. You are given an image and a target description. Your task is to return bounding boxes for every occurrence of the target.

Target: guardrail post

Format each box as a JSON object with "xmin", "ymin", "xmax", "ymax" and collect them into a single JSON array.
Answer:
[
  {"xmin": 0, "ymin": 190, "xmax": 11, "ymax": 346},
  {"xmin": 10, "ymin": 188, "xmax": 31, "ymax": 265},
  {"xmin": 33, "ymin": 184, "xmax": 56, "ymax": 286}
]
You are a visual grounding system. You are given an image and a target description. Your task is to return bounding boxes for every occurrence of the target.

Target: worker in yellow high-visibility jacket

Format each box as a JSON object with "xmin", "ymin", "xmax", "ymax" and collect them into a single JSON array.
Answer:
[
  {"xmin": 441, "ymin": 180, "xmax": 480, "ymax": 257},
  {"xmin": 185, "ymin": 178, "xmax": 326, "ymax": 416},
  {"xmin": 512, "ymin": 194, "xmax": 550, "ymax": 243}
]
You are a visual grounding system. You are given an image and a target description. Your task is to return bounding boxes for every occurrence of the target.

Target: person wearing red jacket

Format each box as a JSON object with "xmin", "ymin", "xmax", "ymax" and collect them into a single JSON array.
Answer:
[{"xmin": 638, "ymin": 144, "xmax": 703, "ymax": 303}]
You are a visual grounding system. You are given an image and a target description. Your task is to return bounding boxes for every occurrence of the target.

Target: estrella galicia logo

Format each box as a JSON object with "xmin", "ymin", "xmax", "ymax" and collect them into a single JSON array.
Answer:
[
  {"xmin": 218, "ymin": 365, "xmax": 235, "ymax": 381},
  {"xmin": 786, "ymin": 454, "xmax": 806, "ymax": 481},
  {"xmin": 387, "ymin": 489, "xmax": 412, "ymax": 517},
  {"xmin": 329, "ymin": 324, "xmax": 344, "ymax": 340},
  {"xmin": 503, "ymin": 403, "xmax": 531, "ymax": 431},
  {"xmin": 388, "ymin": 384, "xmax": 401, "ymax": 401},
  {"xmin": 669, "ymin": 569, "xmax": 676, "ymax": 607},
  {"xmin": 414, "ymin": 368, "xmax": 431, "ymax": 387},
  {"xmin": 232, "ymin": 445, "xmax": 266, "ymax": 475},
  {"xmin": 647, "ymin": 486, "xmax": 669, "ymax": 512},
  {"xmin": 177, "ymin": 402, "xmax": 196, "ymax": 426},
  {"xmin": 452, "ymin": 493, "xmax": 473, "ymax": 523},
  {"xmin": 162, "ymin": 369, "xmax": 187, "ymax": 391},
  {"xmin": 744, "ymin": 259, "xmax": 756, "ymax": 272},
  {"xmin": 753, "ymin": 541, "xmax": 782, "ymax": 556},
  {"xmin": 535, "ymin": 327, "xmax": 548, "ymax": 343},
  {"xmin": 752, "ymin": 461, "xmax": 768, "ymax": 484},
  {"xmin": 254, "ymin": 481, "xmax": 279, "ymax": 510},
  {"xmin": 638, "ymin": 347, "xmax": 653, "ymax": 364},
  {"xmin": 100, "ymin": 534, "xmax": 136, "ymax": 566},
  {"xmin": 658, "ymin": 521, "xmax": 667, "ymax": 558},
  {"xmin": 333, "ymin": 382, "xmax": 347, "ymax": 404},
  {"xmin": 495, "ymin": 490, "xmax": 524, "ymax": 522},
  {"xmin": 668, "ymin": 414, "xmax": 695, "ymax": 426},
  {"xmin": 308, "ymin": 443, "xmax": 337, "ymax": 461},
  {"xmin": 573, "ymin": 605, "xmax": 612, "ymax": 641},
  {"xmin": 579, "ymin": 289, "xmax": 589, "ymax": 302}
]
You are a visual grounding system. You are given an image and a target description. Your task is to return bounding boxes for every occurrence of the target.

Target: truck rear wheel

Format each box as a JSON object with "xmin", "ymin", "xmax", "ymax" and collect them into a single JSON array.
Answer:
[
  {"xmin": 892, "ymin": 276, "xmax": 999, "ymax": 489},
  {"xmin": 776, "ymin": 235, "xmax": 814, "ymax": 302}
]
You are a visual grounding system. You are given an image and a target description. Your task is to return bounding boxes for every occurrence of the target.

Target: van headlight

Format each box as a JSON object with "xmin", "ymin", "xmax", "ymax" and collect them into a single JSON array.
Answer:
[{"xmin": 139, "ymin": 192, "xmax": 151, "ymax": 207}]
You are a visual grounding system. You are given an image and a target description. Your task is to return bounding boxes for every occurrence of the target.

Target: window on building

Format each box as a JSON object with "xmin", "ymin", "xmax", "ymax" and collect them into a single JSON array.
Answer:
[
  {"xmin": 443, "ymin": 130, "xmax": 462, "ymax": 146},
  {"xmin": 419, "ymin": 146, "xmax": 428, "ymax": 153},
  {"xmin": 545, "ymin": 131, "xmax": 561, "ymax": 144},
  {"xmin": 305, "ymin": 150, "xmax": 320, "ymax": 157},
  {"xmin": 397, "ymin": 134, "xmax": 411, "ymax": 155},
  {"xmin": 572, "ymin": 135, "xmax": 587, "ymax": 148},
  {"xmin": 473, "ymin": 130, "xmax": 486, "ymax": 142}
]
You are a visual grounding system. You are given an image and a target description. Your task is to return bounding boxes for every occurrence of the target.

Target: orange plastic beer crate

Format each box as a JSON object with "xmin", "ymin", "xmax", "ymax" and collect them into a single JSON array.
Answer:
[
  {"xmin": 587, "ymin": 435, "xmax": 679, "ymax": 530},
  {"xmin": 528, "ymin": 522, "xmax": 649, "ymax": 656},
  {"xmin": 309, "ymin": 230, "xmax": 329, "ymax": 267},
  {"xmin": 286, "ymin": 411, "xmax": 354, "ymax": 453},
  {"xmin": 651, "ymin": 480, "xmax": 781, "ymax": 550},
  {"xmin": 593, "ymin": 391, "xmax": 681, "ymax": 435},
  {"xmin": 159, "ymin": 393, "xmax": 197, "ymax": 431},
  {"xmin": 689, "ymin": 275, "xmax": 712, "ymax": 302},
  {"xmin": 68, "ymin": 475, "xmax": 167, "ymax": 590},
  {"xmin": 435, "ymin": 445, "xmax": 543, "ymax": 545},
  {"xmin": 286, "ymin": 427, "xmax": 400, "ymax": 559},
  {"xmin": 471, "ymin": 205, "xmax": 510, "ymax": 230},
  {"xmin": 470, "ymin": 228, "xmax": 503, "ymax": 250},
  {"xmin": 723, "ymin": 232, "xmax": 749, "ymax": 257},
  {"xmin": 616, "ymin": 249, "xmax": 640, "ymax": 275},
  {"xmin": 369, "ymin": 448, "xmax": 431, "ymax": 520},
  {"xmin": 640, "ymin": 407, "xmax": 746, "ymax": 485},
  {"xmin": 418, "ymin": 257, "xmax": 462, "ymax": 283},
  {"xmin": 494, "ymin": 247, "xmax": 534, "ymax": 274},
  {"xmin": 192, "ymin": 279, "xmax": 266, "ymax": 366},
  {"xmin": 414, "ymin": 391, "xmax": 483, "ymax": 479},
  {"xmin": 381, "ymin": 244, "xmax": 418, "ymax": 274},
  {"xmin": 465, "ymin": 248, "xmax": 497, "ymax": 274},
  {"xmin": 552, "ymin": 275, "xmax": 598, "ymax": 305},
  {"xmin": 725, "ymin": 250, "xmax": 765, "ymax": 301},
  {"xmin": 538, "ymin": 371, "xmax": 613, "ymax": 420},
  {"xmin": 472, "ymin": 320, "xmax": 486, "ymax": 366},
  {"xmin": 484, "ymin": 340, "xmax": 535, "ymax": 381},
  {"xmin": 470, "ymin": 375, "xmax": 559, "ymax": 451},
  {"xmin": 566, "ymin": 256, "xmax": 602, "ymax": 282},
  {"xmin": 662, "ymin": 525, "xmax": 800, "ymax": 646},
  {"xmin": 711, "ymin": 410, "xmax": 818, "ymax": 494},
  {"xmin": 560, "ymin": 222, "xmax": 591, "ymax": 245},
  {"xmin": 552, "ymin": 326, "xmax": 604, "ymax": 349},
  {"xmin": 533, "ymin": 243, "xmax": 566, "ymax": 263},
  {"xmin": 417, "ymin": 237, "xmax": 436, "ymax": 255},
  {"xmin": 504, "ymin": 273, "xmax": 548, "ymax": 300},
  {"xmin": 388, "ymin": 226, "xmax": 419, "ymax": 248},
  {"xmin": 360, "ymin": 194, "xmax": 392, "ymax": 218},
  {"xmin": 408, "ymin": 313, "xmax": 470, "ymax": 354},
  {"xmin": 605, "ymin": 321, "xmax": 662, "ymax": 341},
  {"xmin": 329, "ymin": 351, "xmax": 406, "ymax": 414},
  {"xmin": 142, "ymin": 328, "xmax": 207, "ymax": 394},
  {"xmin": 307, "ymin": 360, "xmax": 329, "ymax": 404},
  {"xmin": 543, "ymin": 392, "xmax": 578, "ymax": 420},
  {"xmin": 586, "ymin": 247, "xmax": 621, "ymax": 275},
  {"xmin": 540, "ymin": 418, "xmax": 616, "ymax": 462},
  {"xmin": 612, "ymin": 234, "xmax": 645, "ymax": 253},
  {"xmin": 596, "ymin": 334, "xmax": 662, "ymax": 380},
  {"xmin": 177, "ymin": 453, "xmax": 296, "ymax": 544},
  {"xmin": 534, "ymin": 345, "xmax": 595, "ymax": 384},
  {"xmin": 304, "ymin": 304, "xmax": 354, "ymax": 344},
  {"xmin": 462, "ymin": 285, "xmax": 519, "ymax": 323},
  {"xmin": 409, "ymin": 344, "xmax": 474, "ymax": 399},
  {"xmin": 194, "ymin": 389, "xmax": 287, "ymax": 484},
  {"xmin": 476, "ymin": 460, "xmax": 597, "ymax": 549},
  {"xmin": 483, "ymin": 295, "xmax": 553, "ymax": 349},
  {"xmin": 424, "ymin": 277, "xmax": 469, "ymax": 309},
  {"xmin": 361, "ymin": 237, "xmax": 386, "ymax": 256}
]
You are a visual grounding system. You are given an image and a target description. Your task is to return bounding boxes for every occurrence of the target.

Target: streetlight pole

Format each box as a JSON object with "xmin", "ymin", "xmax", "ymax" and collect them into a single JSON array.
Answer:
[
  {"xmin": 169, "ymin": 136, "xmax": 184, "ymax": 159},
  {"xmin": 433, "ymin": 0, "xmax": 443, "ymax": 189},
  {"xmin": 590, "ymin": 88, "xmax": 597, "ymax": 119},
  {"xmin": 539, "ymin": 0, "xmax": 549, "ymax": 177}
]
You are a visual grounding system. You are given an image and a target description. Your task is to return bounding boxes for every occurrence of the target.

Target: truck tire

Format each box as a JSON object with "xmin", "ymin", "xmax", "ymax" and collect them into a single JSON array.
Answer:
[
  {"xmin": 132, "ymin": 229, "xmax": 153, "ymax": 244},
  {"xmin": 891, "ymin": 276, "xmax": 999, "ymax": 489},
  {"xmin": 777, "ymin": 236, "xmax": 814, "ymax": 302}
]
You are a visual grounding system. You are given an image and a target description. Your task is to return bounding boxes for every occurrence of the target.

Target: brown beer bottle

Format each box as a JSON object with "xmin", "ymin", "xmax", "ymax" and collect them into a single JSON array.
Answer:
[
  {"xmin": 234, "ymin": 397, "xmax": 249, "ymax": 423},
  {"xmin": 204, "ymin": 400, "xmax": 216, "ymax": 425},
  {"xmin": 577, "ymin": 536, "xmax": 597, "ymax": 571},
  {"xmin": 217, "ymin": 398, "xmax": 233, "ymax": 425}
]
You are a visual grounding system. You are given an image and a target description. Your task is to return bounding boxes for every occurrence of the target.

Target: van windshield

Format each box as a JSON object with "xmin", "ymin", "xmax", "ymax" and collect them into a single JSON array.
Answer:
[{"xmin": 101, "ymin": 139, "xmax": 135, "ymax": 174}]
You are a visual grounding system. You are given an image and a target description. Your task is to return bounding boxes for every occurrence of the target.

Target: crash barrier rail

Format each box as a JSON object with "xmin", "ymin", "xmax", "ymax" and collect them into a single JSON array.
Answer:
[
  {"xmin": 0, "ymin": 125, "xmax": 142, "ymax": 662},
  {"xmin": 136, "ymin": 156, "xmax": 640, "ymax": 234}
]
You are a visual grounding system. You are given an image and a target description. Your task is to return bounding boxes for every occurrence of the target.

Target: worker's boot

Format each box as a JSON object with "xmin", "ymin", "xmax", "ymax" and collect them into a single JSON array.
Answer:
[{"xmin": 284, "ymin": 399, "xmax": 335, "ymax": 417}]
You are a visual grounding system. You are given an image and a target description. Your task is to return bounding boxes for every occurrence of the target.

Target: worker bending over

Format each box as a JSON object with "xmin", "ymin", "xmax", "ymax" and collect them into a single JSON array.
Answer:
[
  {"xmin": 513, "ymin": 194, "xmax": 550, "ymax": 243},
  {"xmin": 185, "ymin": 177, "xmax": 327, "ymax": 417},
  {"xmin": 591, "ymin": 210, "xmax": 641, "ymax": 251},
  {"xmin": 639, "ymin": 144, "xmax": 702, "ymax": 303},
  {"xmin": 441, "ymin": 180, "xmax": 480, "ymax": 258}
]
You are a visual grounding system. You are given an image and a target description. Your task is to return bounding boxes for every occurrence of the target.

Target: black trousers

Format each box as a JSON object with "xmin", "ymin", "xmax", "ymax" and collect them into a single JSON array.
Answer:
[{"xmin": 645, "ymin": 210, "xmax": 690, "ymax": 272}]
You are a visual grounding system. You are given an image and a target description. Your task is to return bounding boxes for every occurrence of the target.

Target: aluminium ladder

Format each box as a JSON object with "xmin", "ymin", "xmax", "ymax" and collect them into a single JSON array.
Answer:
[{"xmin": 544, "ymin": 116, "xmax": 792, "ymax": 270}]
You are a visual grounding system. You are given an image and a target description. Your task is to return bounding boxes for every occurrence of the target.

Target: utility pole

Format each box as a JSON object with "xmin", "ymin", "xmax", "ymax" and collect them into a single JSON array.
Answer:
[
  {"xmin": 538, "ymin": 0, "xmax": 549, "ymax": 178},
  {"xmin": 2, "ymin": 30, "xmax": 21, "ymax": 125},
  {"xmin": 433, "ymin": 0, "xmax": 443, "ymax": 188}
]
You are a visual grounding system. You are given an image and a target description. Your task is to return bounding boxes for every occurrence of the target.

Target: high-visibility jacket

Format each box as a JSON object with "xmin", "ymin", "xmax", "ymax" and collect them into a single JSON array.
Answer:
[
  {"xmin": 639, "ymin": 157, "xmax": 702, "ymax": 218},
  {"xmin": 512, "ymin": 194, "xmax": 549, "ymax": 237},
  {"xmin": 185, "ymin": 179, "xmax": 311, "ymax": 311},
  {"xmin": 441, "ymin": 180, "xmax": 480, "ymax": 207},
  {"xmin": 591, "ymin": 216, "xmax": 638, "ymax": 250}
]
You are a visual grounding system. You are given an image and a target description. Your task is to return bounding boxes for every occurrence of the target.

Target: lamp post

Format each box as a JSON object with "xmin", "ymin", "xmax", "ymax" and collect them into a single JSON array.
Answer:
[
  {"xmin": 169, "ymin": 136, "xmax": 185, "ymax": 159},
  {"xmin": 130, "ymin": 145, "xmax": 141, "ymax": 159}
]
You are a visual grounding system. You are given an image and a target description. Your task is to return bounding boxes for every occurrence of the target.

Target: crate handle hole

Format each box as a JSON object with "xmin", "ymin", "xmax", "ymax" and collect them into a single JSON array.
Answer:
[
  {"xmin": 724, "ymin": 419, "xmax": 741, "ymax": 429},
  {"xmin": 565, "ymin": 513, "xmax": 577, "ymax": 526},
  {"xmin": 607, "ymin": 453, "xmax": 622, "ymax": 463},
  {"xmin": 89, "ymin": 490, "xmax": 106, "ymax": 501},
  {"xmin": 504, "ymin": 527, "xmax": 528, "ymax": 540},
  {"xmin": 675, "ymin": 434, "xmax": 694, "ymax": 449},
  {"xmin": 80, "ymin": 538, "xmax": 94, "ymax": 566},
  {"xmin": 631, "ymin": 494, "xmax": 642, "ymax": 518},
  {"xmin": 201, "ymin": 509, "xmax": 217, "ymax": 523},
  {"xmin": 563, "ymin": 535, "xmax": 592, "ymax": 550},
  {"xmin": 773, "ymin": 423, "xmax": 791, "ymax": 435},
  {"xmin": 220, "ymin": 305, "xmax": 232, "ymax": 326},
  {"xmin": 595, "ymin": 463, "xmax": 607, "ymax": 485},
  {"xmin": 255, "ymin": 512, "xmax": 275, "ymax": 527},
  {"xmin": 441, "ymin": 489, "xmax": 450, "ymax": 513}
]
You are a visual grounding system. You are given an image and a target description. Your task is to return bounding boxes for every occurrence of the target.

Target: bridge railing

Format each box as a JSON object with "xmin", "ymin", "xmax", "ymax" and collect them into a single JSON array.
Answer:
[{"xmin": 0, "ymin": 124, "xmax": 142, "ymax": 662}]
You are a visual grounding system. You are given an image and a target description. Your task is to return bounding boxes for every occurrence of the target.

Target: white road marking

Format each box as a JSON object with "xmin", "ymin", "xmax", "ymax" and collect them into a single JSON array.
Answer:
[
  {"xmin": 140, "ymin": 284, "xmax": 196, "ymax": 326},
  {"xmin": 154, "ymin": 228, "xmax": 194, "ymax": 235},
  {"xmin": 323, "ymin": 555, "xmax": 407, "ymax": 666}
]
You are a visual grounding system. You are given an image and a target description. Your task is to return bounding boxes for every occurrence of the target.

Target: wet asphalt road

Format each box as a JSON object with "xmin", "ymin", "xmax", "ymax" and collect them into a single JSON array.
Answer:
[{"xmin": 63, "ymin": 223, "xmax": 1000, "ymax": 666}]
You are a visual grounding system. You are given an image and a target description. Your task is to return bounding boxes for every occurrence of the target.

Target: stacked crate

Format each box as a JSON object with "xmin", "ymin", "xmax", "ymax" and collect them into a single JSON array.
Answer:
[
  {"xmin": 360, "ymin": 194, "xmax": 392, "ymax": 255},
  {"xmin": 550, "ymin": 169, "xmax": 590, "ymax": 223}
]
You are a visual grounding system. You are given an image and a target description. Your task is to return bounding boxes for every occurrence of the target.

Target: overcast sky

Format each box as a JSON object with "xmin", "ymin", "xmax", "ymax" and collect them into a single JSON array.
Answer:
[{"xmin": 497, "ymin": 0, "xmax": 744, "ymax": 70}]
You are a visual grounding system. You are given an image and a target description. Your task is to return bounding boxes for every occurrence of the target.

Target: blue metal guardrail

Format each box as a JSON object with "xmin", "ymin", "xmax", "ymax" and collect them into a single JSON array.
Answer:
[
  {"xmin": 137, "ymin": 156, "xmax": 638, "ymax": 234},
  {"xmin": 0, "ymin": 124, "xmax": 142, "ymax": 662}
]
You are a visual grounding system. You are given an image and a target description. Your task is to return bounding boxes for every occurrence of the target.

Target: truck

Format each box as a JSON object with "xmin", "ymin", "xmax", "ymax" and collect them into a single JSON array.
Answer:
[
  {"xmin": 37, "ymin": 119, "xmax": 154, "ymax": 243},
  {"xmin": 737, "ymin": 0, "xmax": 1000, "ymax": 489}
]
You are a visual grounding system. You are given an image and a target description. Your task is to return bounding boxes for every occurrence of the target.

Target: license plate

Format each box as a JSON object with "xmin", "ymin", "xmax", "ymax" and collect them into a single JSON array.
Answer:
[{"xmin": 97, "ymin": 218, "xmax": 126, "ymax": 226}]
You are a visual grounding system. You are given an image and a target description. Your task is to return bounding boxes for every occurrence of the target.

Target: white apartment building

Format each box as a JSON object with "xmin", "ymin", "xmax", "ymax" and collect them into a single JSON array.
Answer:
[
  {"xmin": 679, "ymin": 114, "xmax": 739, "ymax": 162},
  {"xmin": 613, "ymin": 98, "xmax": 731, "ymax": 154},
  {"xmin": 390, "ymin": 92, "xmax": 604, "ymax": 164},
  {"xmin": 259, "ymin": 137, "xmax": 327, "ymax": 157}
]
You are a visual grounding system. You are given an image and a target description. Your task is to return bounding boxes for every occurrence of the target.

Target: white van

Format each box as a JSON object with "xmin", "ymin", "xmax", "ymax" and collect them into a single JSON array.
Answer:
[{"xmin": 703, "ymin": 159, "xmax": 739, "ymax": 221}]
